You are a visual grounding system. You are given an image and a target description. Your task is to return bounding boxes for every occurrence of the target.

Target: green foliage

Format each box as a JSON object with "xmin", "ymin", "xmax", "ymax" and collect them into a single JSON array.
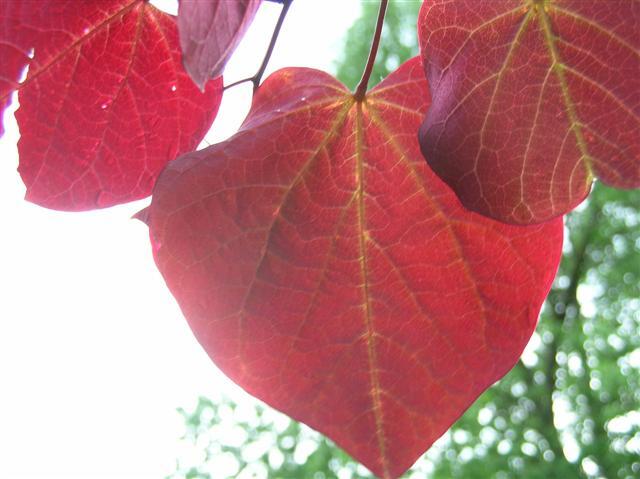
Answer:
[{"xmin": 169, "ymin": 397, "xmax": 372, "ymax": 479}]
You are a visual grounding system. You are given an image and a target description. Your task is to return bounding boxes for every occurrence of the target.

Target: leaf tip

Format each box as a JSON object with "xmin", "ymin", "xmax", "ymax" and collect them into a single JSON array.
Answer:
[{"xmin": 132, "ymin": 206, "xmax": 150, "ymax": 225}]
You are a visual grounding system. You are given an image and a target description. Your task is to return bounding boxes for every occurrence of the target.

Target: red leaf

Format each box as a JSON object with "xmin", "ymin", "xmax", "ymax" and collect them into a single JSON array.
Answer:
[
  {"xmin": 2, "ymin": 0, "xmax": 222, "ymax": 210},
  {"xmin": 146, "ymin": 58, "xmax": 563, "ymax": 478},
  {"xmin": 179, "ymin": 0, "xmax": 261, "ymax": 89},
  {"xmin": 0, "ymin": 2, "xmax": 31, "ymax": 137},
  {"xmin": 418, "ymin": 0, "xmax": 640, "ymax": 224}
]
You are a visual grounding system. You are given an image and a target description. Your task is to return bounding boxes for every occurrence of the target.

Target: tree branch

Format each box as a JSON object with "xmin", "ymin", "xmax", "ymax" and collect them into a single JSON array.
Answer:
[{"xmin": 540, "ymin": 198, "xmax": 600, "ymax": 473}]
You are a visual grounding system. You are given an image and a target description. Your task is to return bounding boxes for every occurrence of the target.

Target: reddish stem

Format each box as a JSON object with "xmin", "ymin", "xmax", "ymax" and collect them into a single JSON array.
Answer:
[{"xmin": 354, "ymin": 0, "xmax": 388, "ymax": 101}]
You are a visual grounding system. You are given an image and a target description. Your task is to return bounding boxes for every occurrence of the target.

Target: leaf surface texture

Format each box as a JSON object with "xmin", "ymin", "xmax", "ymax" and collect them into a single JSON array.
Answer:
[
  {"xmin": 147, "ymin": 58, "xmax": 563, "ymax": 478},
  {"xmin": 0, "ymin": 0, "xmax": 222, "ymax": 210},
  {"xmin": 419, "ymin": 0, "xmax": 640, "ymax": 224}
]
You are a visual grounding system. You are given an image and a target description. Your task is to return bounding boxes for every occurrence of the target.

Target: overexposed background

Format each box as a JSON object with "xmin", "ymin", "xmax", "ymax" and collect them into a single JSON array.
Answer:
[{"xmin": 0, "ymin": 1, "xmax": 360, "ymax": 477}]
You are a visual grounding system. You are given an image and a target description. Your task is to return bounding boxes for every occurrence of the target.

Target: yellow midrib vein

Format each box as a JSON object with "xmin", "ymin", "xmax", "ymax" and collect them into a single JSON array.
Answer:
[
  {"xmin": 354, "ymin": 99, "xmax": 390, "ymax": 479},
  {"xmin": 537, "ymin": 4, "xmax": 595, "ymax": 180},
  {"xmin": 472, "ymin": 5, "xmax": 534, "ymax": 216}
]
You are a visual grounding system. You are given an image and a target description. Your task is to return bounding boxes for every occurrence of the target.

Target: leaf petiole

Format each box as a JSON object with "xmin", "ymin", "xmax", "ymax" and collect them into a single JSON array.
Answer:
[
  {"xmin": 354, "ymin": 0, "xmax": 388, "ymax": 101},
  {"xmin": 224, "ymin": 0, "xmax": 294, "ymax": 93}
]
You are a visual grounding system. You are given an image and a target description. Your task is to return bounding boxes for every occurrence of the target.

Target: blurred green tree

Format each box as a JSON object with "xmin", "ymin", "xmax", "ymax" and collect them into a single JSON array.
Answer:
[
  {"xmin": 170, "ymin": 3, "xmax": 640, "ymax": 478},
  {"xmin": 334, "ymin": 0, "xmax": 421, "ymax": 90},
  {"xmin": 429, "ymin": 183, "xmax": 640, "ymax": 479}
]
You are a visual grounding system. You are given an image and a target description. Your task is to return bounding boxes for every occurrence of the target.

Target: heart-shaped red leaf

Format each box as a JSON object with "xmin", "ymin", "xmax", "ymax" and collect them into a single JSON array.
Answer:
[
  {"xmin": 2, "ymin": 0, "xmax": 222, "ymax": 210},
  {"xmin": 146, "ymin": 58, "xmax": 563, "ymax": 478},
  {"xmin": 418, "ymin": 0, "xmax": 640, "ymax": 224},
  {"xmin": 178, "ymin": 0, "xmax": 261, "ymax": 89}
]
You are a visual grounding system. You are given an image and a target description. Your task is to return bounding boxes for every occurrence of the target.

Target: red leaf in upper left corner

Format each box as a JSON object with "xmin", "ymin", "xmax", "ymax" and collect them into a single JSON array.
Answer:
[
  {"xmin": 0, "ymin": 0, "xmax": 222, "ymax": 211},
  {"xmin": 178, "ymin": 0, "xmax": 262, "ymax": 89}
]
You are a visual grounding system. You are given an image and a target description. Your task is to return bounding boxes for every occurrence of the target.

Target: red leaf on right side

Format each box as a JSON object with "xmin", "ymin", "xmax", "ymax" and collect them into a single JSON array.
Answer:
[
  {"xmin": 178, "ymin": 0, "xmax": 262, "ymax": 90},
  {"xmin": 418, "ymin": 0, "xmax": 640, "ymax": 224},
  {"xmin": 146, "ymin": 58, "xmax": 563, "ymax": 478}
]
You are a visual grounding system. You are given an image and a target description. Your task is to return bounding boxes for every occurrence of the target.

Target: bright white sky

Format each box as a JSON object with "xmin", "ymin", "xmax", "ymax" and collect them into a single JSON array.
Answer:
[{"xmin": 0, "ymin": 1, "xmax": 360, "ymax": 477}]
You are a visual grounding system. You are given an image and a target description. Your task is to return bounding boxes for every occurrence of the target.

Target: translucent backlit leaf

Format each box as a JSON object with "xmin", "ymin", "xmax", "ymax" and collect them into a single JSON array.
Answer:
[
  {"xmin": 145, "ymin": 58, "xmax": 563, "ymax": 478},
  {"xmin": 0, "ymin": 1, "xmax": 31, "ymax": 137},
  {"xmin": 1, "ymin": 0, "xmax": 222, "ymax": 210},
  {"xmin": 419, "ymin": 0, "xmax": 639, "ymax": 224}
]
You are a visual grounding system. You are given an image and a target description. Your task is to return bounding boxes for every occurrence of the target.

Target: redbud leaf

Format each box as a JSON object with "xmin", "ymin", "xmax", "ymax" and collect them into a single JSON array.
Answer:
[
  {"xmin": 419, "ymin": 0, "xmax": 640, "ymax": 224},
  {"xmin": 146, "ymin": 58, "xmax": 563, "ymax": 478},
  {"xmin": 1, "ymin": 0, "xmax": 222, "ymax": 210},
  {"xmin": 0, "ymin": 1, "xmax": 31, "ymax": 137},
  {"xmin": 178, "ymin": 0, "xmax": 261, "ymax": 89}
]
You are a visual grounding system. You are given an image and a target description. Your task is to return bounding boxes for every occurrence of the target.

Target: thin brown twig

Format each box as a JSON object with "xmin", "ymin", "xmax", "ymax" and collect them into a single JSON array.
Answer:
[{"xmin": 223, "ymin": 0, "xmax": 293, "ymax": 93}]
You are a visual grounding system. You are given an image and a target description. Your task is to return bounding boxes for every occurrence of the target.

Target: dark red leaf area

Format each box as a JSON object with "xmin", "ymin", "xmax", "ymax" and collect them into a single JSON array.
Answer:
[
  {"xmin": 147, "ymin": 58, "xmax": 563, "ymax": 478},
  {"xmin": 419, "ymin": 0, "xmax": 640, "ymax": 224},
  {"xmin": 179, "ymin": 0, "xmax": 261, "ymax": 89},
  {"xmin": 2, "ymin": 0, "xmax": 222, "ymax": 211}
]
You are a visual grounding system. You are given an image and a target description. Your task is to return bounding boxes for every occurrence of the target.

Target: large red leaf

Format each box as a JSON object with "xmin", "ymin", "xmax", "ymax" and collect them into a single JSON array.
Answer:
[
  {"xmin": 178, "ymin": 0, "xmax": 262, "ymax": 89},
  {"xmin": 1, "ymin": 0, "xmax": 222, "ymax": 210},
  {"xmin": 418, "ymin": 0, "xmax": 640, "ymax": 224},
  {"xmin": 145, "ymin": 58, "xmax": 563, "ymax": 478}
]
